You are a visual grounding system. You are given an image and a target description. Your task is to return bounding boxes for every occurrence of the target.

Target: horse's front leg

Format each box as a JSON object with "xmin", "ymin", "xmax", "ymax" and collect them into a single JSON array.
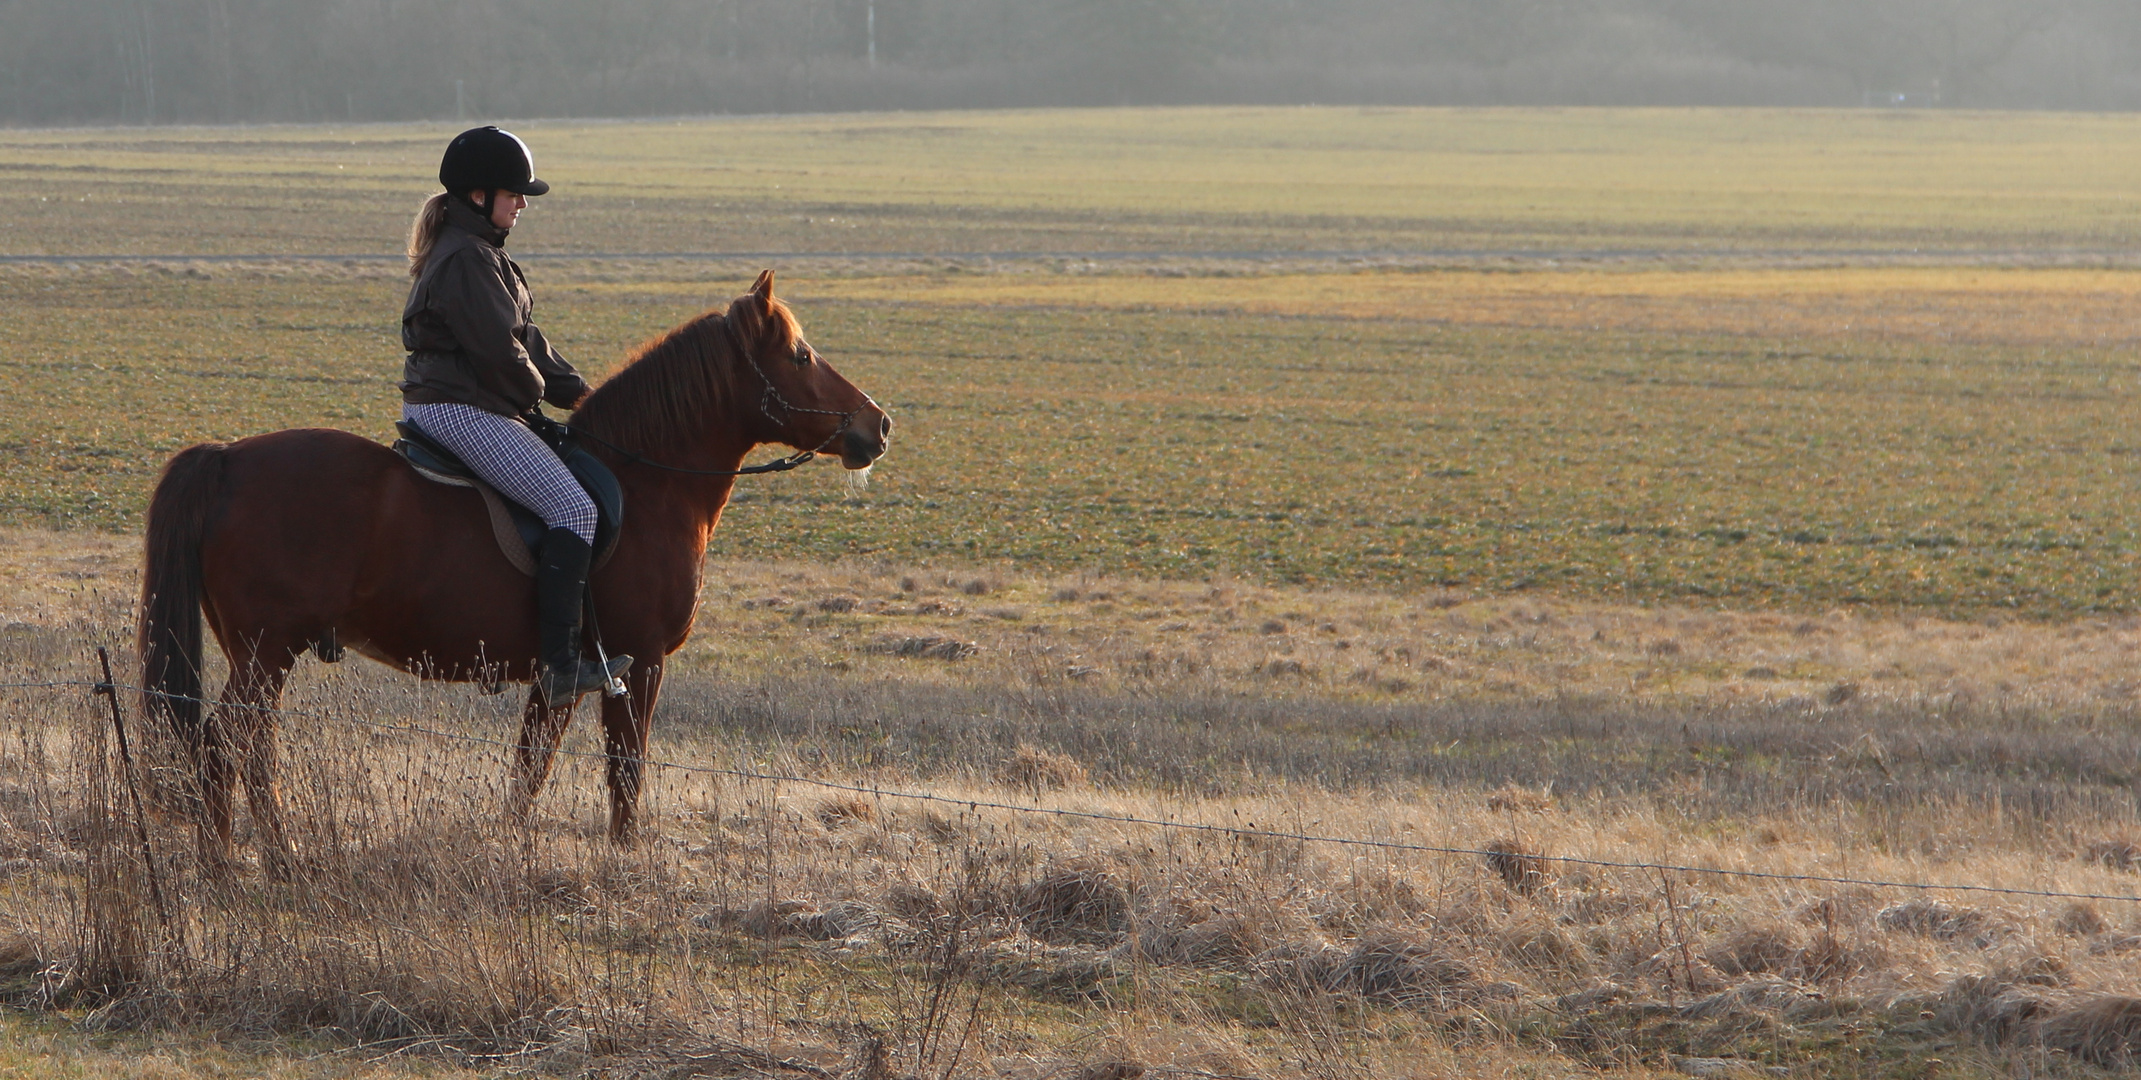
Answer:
[
  {"xmin": 600, "ymin": 662, "xmax": 664, "ymax": 844},
  {"xmin": 507, "ymin": 687, "xmax": 576, "ymax": 823}
]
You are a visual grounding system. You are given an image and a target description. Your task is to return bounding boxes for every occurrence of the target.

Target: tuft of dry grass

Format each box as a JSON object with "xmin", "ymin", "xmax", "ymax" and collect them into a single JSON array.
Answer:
[
  {"xmin": 2040, "ymin": 995, "xmax": 2141, "ymax": 1067},
  {"xmin": 1003, "ymin": 744, "xmax": 1088, "ymax": 794},
  {"xmin": 1482, "ymin": 839, "xmax": 1548, "ymax": 896},
  {"xmin": 815, "ymin": 795, "xmax": 878, "ymax": 830}
]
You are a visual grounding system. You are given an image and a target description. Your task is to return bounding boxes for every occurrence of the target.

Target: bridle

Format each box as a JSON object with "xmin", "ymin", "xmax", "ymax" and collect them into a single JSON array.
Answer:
[{"xmin": 562, "ymin": 314, "xmax": 874, "ymax": 479}]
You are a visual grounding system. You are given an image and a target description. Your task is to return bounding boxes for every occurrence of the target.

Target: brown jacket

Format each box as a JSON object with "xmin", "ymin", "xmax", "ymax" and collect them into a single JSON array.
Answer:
[{"xmin": 400, "ymin": 199, "xmax": 588, "ymax": 416}]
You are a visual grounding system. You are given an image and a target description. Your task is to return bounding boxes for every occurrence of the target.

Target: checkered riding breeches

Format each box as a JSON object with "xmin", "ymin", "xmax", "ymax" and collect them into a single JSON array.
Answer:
[{"xmin": 402, "ymin": 402, "xmax": 598, "ymax": 542}]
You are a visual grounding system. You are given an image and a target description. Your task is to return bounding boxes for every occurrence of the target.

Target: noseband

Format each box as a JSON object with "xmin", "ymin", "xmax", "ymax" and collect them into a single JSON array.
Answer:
[{"xmin": 562, "ymin": 314, "xmax": 871, "ymax": 479}]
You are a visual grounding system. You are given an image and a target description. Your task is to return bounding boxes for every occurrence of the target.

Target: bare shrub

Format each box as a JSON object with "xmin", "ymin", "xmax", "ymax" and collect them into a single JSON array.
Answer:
[{"xmin": 1483, "ymin": 838, "xmax": 1547, "ymax": 895}]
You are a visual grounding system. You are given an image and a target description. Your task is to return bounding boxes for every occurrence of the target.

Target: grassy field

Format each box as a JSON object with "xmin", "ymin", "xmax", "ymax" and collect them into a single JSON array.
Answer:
[
  {"xmin": 9, "ymin": 107, "xmax": 2141, "ymax": 1077},
  {"xmin": 8, "ymin": 547, "xmax": 2141, "ymax": 1079},
  {"xmin": 10, "ymin": 260, "xmax": 2141, "ymax": 617},
  {"xmin": 7, "ymin": 108, "xmax": 2141, "ymax": 257}
]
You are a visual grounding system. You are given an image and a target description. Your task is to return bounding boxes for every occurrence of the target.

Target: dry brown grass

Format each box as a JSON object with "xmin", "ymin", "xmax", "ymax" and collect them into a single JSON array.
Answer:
[{"xmin": 8, "ymin": 531, "xmax": 2141, "ymax": 1076}]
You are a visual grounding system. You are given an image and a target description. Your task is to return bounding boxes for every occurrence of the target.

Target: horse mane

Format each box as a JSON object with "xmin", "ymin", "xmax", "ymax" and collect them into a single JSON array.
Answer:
[{"xmin": 572, "ymin": 293, "xmax": 800, "ymax": 456}]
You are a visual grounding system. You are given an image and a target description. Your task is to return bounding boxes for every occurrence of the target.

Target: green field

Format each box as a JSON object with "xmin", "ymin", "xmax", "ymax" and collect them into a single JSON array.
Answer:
[
  {"xmin": 9, "ymin": 263, "xmax": 2141, "ymax": 618},
  {"xmin": 7, "ymin": 108, "xmax": 2141, "ymax": 620},
  {"xmin": 8, "ymin": 107, "xmax": 2141, "ymax": 256}
]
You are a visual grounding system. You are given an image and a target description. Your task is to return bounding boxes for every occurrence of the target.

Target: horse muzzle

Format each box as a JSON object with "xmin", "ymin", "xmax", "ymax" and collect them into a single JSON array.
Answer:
[{"xmin": 840, "ymin": 410, "xmax": 892, "ymax": 469}]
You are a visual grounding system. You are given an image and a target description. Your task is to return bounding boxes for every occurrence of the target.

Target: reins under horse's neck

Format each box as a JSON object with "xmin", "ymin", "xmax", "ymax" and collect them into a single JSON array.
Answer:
[{"xmin": 566, "ymin": 425, "xmax": 821, "ymax": 478}]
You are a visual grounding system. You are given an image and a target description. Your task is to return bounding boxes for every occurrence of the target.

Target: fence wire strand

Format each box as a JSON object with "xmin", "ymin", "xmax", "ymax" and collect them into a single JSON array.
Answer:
[{"xmin": 5, "ymin": 675, "xmax": 2140, "ymax": 905}]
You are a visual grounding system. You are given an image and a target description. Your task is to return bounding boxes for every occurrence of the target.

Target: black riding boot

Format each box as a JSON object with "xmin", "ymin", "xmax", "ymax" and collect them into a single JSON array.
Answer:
[{"xmin": 535, "ymin": 527, "xmax": 632, "ymax": 707}]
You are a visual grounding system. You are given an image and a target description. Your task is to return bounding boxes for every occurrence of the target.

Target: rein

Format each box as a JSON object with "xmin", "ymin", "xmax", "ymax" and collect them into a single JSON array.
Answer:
[
  {"xmin": 558, "ymin": 314, "xmax": 862, "ymax": 478},
  {"xmin": 565, "ymin": 427, "xmax": 828, "ymax": 477}
]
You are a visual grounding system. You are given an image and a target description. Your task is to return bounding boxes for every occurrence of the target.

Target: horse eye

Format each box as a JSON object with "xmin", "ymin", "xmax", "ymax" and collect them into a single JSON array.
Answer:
[{"xmin": 792, "ymin": 345, "xmax": 814, "ymax": 367}]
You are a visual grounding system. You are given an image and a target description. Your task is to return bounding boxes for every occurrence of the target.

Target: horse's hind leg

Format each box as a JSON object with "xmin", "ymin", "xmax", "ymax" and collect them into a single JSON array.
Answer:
[
  {"xmin": 203, "ymin": 650, "xmax": 297, "ymax": 877},
  {"xmin": 192, "ymin": 701, "xmax": 239, "ymax": 874},
  {"xmin": 507, "ymin": 687, "xmax": 576, "ymax": 823}
]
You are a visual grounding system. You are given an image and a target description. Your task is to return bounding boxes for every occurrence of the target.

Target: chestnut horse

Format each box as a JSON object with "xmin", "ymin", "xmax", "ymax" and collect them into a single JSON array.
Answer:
[{"xmin": 138, "ymin": 271, "xmax": 890, "ymax": 867}]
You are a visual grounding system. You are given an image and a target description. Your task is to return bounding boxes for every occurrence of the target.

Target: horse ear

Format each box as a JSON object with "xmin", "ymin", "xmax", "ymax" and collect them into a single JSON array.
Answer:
[{"xmin": 751, "ymin": 269, "xmax": 776, "ymax": 313}]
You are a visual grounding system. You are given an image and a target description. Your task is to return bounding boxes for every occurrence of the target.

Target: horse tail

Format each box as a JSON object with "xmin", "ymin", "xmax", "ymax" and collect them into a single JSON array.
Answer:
[{"xmin": 138, "ymin": 442, "xmax": 229, "ymax": 734}]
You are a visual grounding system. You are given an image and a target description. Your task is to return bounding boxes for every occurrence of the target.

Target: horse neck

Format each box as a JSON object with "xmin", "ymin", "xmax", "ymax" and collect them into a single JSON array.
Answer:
[
  {"xmin": 590, "ymin": 319, "xmax": 775, "ymax": 537},
  {"xmin": 606, "ymin": 426, "xmax": 756, "ymax": 540}
]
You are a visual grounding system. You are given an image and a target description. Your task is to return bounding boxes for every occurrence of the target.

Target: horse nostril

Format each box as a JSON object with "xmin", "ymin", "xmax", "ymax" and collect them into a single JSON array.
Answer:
[{"xmin": 878, "ymin": 414, "xmax": 892, "ymax": 439}]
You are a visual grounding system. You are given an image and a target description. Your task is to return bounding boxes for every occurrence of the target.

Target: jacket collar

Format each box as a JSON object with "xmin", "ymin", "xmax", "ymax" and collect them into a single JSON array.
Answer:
[{"xmin": 444, "ymin": 196, "xmax": 511, "ymax": 247}]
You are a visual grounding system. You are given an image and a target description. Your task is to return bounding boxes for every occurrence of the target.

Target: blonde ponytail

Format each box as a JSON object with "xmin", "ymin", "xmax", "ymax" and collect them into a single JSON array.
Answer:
[{"xmin": 406, "ymin": 192, "xmax": 453, "ymax": 278}]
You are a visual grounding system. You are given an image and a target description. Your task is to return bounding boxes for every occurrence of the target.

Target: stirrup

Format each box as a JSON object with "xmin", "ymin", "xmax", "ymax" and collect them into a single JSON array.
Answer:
[{"xmin": 537, "ymin": 654, "xmax": 633, "ymax": 707}]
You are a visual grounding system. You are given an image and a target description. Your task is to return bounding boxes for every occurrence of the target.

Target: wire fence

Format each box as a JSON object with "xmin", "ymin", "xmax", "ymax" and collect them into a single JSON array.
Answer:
[{"xmin": 6, "ymin": 671, "xmax": 2140, "ymax": 907}]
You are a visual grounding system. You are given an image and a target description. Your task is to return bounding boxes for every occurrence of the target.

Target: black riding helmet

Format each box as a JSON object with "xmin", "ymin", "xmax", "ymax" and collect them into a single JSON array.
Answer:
[{"xmin": 439, "ymin": 126, "xmax": 550, "ymax": 198}]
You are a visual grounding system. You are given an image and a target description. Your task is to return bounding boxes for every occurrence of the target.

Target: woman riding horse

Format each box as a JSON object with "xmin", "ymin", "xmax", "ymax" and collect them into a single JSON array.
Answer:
[
  {"xmin": 400, "ymin": 126, "xmax": 628, "ymax": 706},
  {"xmin": 138, "ymin": 136, "xmax": 891, "ymax": 867}
]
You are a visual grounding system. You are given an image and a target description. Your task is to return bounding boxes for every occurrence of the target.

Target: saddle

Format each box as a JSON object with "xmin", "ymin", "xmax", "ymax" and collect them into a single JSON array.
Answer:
[{"xmin": 393, "ymin": 418, "xmax": 623, "ymax": 576}]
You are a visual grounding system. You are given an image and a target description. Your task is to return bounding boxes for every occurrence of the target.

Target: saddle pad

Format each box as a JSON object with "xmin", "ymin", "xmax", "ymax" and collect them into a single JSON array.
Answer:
[{"xmin": 395, "ymin": 435, "xmax": 624, "ymax": 577}]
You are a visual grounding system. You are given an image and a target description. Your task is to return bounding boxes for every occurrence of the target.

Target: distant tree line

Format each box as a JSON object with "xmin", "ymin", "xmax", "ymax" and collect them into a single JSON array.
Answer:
[{"xmin": 5, "ymin": 0, "xmax": 2138, "ymax": 125}]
